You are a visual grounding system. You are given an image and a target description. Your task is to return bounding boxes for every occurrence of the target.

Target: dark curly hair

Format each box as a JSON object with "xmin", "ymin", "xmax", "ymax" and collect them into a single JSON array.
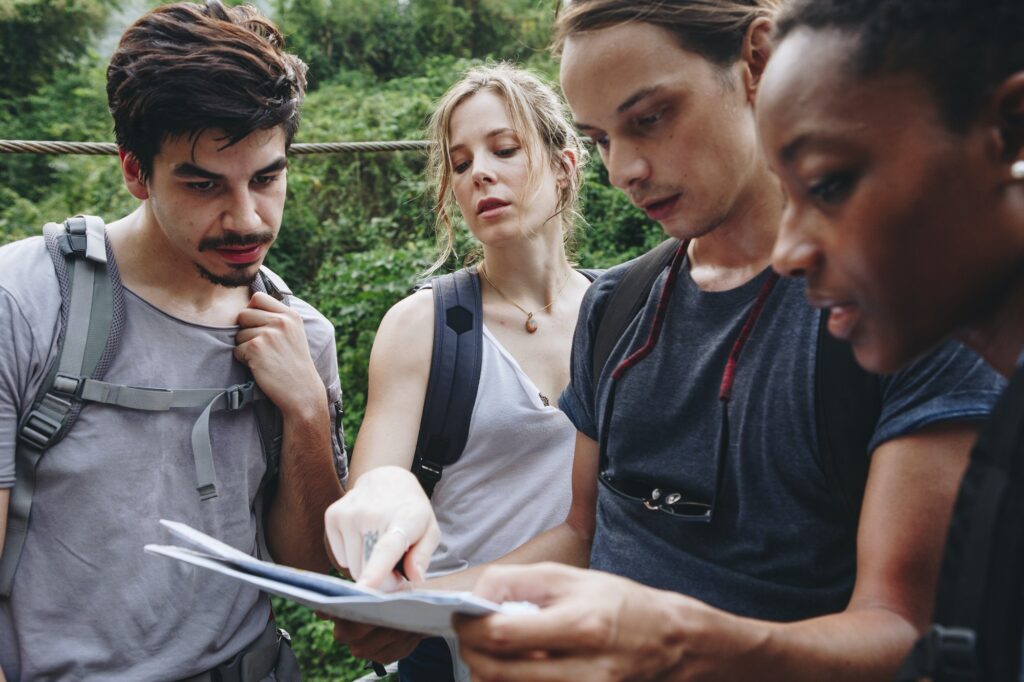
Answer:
[
  {"xmin": 775, "ymin": 0, "xmax": 1024, "ymax": 132},
  {"xmin": 106, "ymin": 0, "xmax": 307, "ymax": 180}
]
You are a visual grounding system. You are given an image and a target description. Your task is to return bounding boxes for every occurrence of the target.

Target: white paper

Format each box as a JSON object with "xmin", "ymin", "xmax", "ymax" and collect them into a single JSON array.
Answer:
[{"xmin": 145, "ymin": 520, "xmax": 535, "ymax": 637}]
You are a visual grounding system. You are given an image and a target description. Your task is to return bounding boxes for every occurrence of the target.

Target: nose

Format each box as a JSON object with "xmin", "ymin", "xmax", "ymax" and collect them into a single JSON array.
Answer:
[
  {"xmin": 222, "ymin": 187, "xmax": 261, "ymax": 233},
  {"xmin": 471, "ymin": 158, "xmax": 496, "ymax": 187},
  {"xmin": 605, "ymin": 142, "xmax": 650, "ymax": 190},
  {"xmin": 771, "ymin": 203, "xmax": 821, "ymax": 279}
]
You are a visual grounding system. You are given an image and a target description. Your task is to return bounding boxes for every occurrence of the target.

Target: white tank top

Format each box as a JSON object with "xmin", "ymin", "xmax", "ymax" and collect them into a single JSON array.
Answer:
[{"xmin": 427, "ymin": 325, "xmax": 575, "ymax": 576}]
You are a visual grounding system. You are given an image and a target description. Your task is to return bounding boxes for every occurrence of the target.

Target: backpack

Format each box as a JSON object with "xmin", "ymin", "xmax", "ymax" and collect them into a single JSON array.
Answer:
[
  {"xmin": 411, "ymin": 266, "xmax": 601, "ymax": 497},
  {"xmin": 895, "ymin": 364, "xmax": 1024, "ymax": 682},
  {"xmin": 0, "ymin": 215, "xmax": 288, "ymax": 597}
]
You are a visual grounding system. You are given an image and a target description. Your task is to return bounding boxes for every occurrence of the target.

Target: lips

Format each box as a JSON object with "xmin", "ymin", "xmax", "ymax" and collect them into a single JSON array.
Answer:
[
  {"xmin": 808, "ymin": 293, "xmax": 861, "ymax": 341},
  {"xmin": 477, "ymin": 197, "xmax": 510, "ymax": 217},
  {"xmin": 215, "ymin": 244, "xmax": 264, "ymax": 265},
  {"xmin": 641, "ymin": 194, "xmax": 681, "ymax": 222}
]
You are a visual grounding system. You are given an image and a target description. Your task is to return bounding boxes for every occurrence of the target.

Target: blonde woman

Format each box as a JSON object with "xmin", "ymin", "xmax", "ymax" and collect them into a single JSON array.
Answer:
[{"xmin": 324, "ymin": 63, "xmax": 592, "ymax": 680}]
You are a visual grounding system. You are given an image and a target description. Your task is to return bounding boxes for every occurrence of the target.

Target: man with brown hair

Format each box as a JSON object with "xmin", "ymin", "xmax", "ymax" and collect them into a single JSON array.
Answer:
[{"xmin": 0, "ymin": 2, "xmax": 344, "ymax": 679}]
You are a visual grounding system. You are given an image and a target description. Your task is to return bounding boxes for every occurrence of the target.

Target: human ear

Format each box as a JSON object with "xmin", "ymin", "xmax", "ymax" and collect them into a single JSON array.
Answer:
[
  {"xmin": 993, "ymin": 71, "xmax": 1024, "ymax": 169},
  {"xmin": 119, "ymin": 150, "xmax": 149, "ymax": 200},
  {"xmin": 557, "ymin": 148, "xmax": 577, "ymax": 187},
  {"xmin": 741, "ymin": 17, "xmax": 774, "ymax": 102}
]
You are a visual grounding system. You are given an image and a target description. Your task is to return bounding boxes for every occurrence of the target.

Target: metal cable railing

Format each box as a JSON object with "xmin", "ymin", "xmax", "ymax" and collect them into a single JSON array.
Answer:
[{"xmin": 0, "ymin": 139, "xmax": 431, "ymax": 156}]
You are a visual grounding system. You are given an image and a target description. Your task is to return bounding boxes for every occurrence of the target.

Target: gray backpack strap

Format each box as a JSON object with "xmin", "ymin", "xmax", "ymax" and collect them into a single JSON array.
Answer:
[{"xmin": 2, "ymin": 216, "xmax": 115, "ymax": 597}]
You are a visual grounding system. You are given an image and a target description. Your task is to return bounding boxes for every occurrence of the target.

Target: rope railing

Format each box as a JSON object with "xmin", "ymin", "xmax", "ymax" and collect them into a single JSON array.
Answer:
[{"xmin": 0, "ymin": 139, "xmax": 431, "ymax": 156}]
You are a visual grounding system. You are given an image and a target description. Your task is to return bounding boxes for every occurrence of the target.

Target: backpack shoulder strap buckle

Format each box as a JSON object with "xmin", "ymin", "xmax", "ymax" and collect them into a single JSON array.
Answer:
[
  {"xmin": 412, "ymin": 457, "xmax": 444, "ymax": 497},
  {"xmin": 60, "ymin": 215, "xmax": 107, "ymax": 264},
  {"xmin": 52, "ymin": 373, "xmax": 85, "ymax": 398},
  {"xmin": 225, "ymin": 382, "xmax": 257, "ymax": 411},
  {"xmin": 18, "ymin": 408, "xmax": 65, "ymax": 450},
  {"xmin": 897, "ymin": 625, "xmax": 979, "ymax": 682}
]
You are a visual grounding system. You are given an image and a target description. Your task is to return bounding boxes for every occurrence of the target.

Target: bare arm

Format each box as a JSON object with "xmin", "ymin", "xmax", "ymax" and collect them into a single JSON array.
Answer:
[
  {"xmin": 456, "ymin": 422, "xmax": 977, "ymax": 682},
  {"xmin": 236, "ymin": 292, "xmax": 343, "ymax": 572},
  {"xmin": 349, "ymin": 289, "xmax": 433, "ymax": 481},
  {"xmin": 324, "ymin": 291, "xmax": 440, "ymax": 586}
]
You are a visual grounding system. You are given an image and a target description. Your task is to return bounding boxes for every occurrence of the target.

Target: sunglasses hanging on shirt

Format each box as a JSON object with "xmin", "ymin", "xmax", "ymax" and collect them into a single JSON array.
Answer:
[{"xmin": 597, "ymin": 239, "xmax": 779, "ymax": 523}]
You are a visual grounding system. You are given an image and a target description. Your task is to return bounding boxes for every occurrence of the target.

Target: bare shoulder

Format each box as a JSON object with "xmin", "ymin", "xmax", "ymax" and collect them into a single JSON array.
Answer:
[{"xmin": 371, "ymin": 288, "xmax": 435, "ymax": 370}]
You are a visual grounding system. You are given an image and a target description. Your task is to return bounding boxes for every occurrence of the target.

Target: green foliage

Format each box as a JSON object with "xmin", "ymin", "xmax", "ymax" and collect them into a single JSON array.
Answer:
[
  {"xmin": 0, "ymin": 0, "xmax": 113, "ymax": 103},
  {"xmin": 272, "ymin": 597, "xmax": 367, "ymax": 680},
  {"xmin": 0, "ymin": 59, "xmax": 133, "ymax": 242},
  {"xmin": 275, "ymin": 0, "xmax": 551, "ymax": 87},
  {"xmin": 301, "ymin": 243, "xmax": 436, "ymax": 442},
  {"xmin": 576, "ymin": 158, "xmax": 666, "ymax": 268}
]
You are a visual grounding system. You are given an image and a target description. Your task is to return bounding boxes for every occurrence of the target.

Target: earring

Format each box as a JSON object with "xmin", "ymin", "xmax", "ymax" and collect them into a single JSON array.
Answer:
[{"xmin": 1012, "ymin": 160, "xmax": 1024, "ymax": 180}]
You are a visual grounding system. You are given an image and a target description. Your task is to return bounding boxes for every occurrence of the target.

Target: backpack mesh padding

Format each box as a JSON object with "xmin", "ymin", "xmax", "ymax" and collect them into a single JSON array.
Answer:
[{"xmin": 40, "ymin": 231, "xmax": 126, "ymax": 435}]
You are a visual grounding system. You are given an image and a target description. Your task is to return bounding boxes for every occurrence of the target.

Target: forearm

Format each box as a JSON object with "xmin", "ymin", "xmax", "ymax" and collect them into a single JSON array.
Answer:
[
  {"xmin": 658, "ymin": 597, "xmax": 919, "ymax": 682},
  {"xmin": 428, "ymin": 519, "xmax": 593, "ymax": 591},
  {"xmin": 267, "ymin": 397, "xmax": 344, "ymax": 571}
]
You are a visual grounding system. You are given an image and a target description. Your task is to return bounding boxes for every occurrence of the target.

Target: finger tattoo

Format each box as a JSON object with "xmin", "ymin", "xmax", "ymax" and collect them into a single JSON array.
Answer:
[{"xmin": 363, "ymin": 530, "xmax": 380, "ymax": 562}]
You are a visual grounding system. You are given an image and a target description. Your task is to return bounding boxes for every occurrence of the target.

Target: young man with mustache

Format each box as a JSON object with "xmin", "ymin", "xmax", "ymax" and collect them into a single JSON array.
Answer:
[{"xmin": 0, "ymin": 2, "xmax": 346, "ymax": 679}]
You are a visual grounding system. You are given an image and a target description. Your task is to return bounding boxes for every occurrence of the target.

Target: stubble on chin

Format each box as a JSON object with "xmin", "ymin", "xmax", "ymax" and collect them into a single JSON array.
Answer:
[{"xmin": 195, "ymin": 262, "xmax": 259, "ymax": 288}]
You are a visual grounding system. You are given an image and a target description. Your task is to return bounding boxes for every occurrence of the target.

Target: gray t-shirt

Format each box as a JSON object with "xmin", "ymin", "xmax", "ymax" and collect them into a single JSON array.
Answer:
[
  {"xmin": 0, "ymin": 235, "xmax": 345, "ymax": 680},
  {"xmin": 560, "ymin": 255, "xmax": 1004, "ymax": 622}
]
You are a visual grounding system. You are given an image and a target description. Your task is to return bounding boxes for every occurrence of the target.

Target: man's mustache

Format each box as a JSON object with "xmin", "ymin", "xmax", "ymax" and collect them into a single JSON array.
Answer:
[{"xmin": 198, "ymin": 232, "xmax": 274, "ymax": 251}]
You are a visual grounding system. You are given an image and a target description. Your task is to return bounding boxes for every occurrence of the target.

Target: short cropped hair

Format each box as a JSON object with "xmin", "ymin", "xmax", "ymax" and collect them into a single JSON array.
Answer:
[
  {"xmin": 775, "ymin": 0, "xmax": 1024, "ymax": 132},
  {"xmin": 553, "ymin": 0, "xmax": 782, "ymax": 67},
  {"xmin": 106, "ymin": 0, "xmax": 307, "ymax": 180}
]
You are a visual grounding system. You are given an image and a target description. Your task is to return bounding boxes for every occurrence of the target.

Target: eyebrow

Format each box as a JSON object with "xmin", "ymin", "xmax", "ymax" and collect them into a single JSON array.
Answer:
[
  {"xmin": 172, "ymin": 157, "xmax": 288, "ymax": 180},
  {"xmin": 574, "ymin": 86, "xmax": 662, "ymax": 131},
  {"xmin": 448, "ymin": 127, "xmax": 517, "ymax": 154},
  {"xmin": 779, "ymin": 132, "xmax": 856, "ymax": 163}
]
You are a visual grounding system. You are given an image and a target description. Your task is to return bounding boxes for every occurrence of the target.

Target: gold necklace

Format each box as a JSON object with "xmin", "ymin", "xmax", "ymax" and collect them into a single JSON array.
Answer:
[{"xmin": 478, "ymin": 264, "xmax": 573, "ymax": 334}]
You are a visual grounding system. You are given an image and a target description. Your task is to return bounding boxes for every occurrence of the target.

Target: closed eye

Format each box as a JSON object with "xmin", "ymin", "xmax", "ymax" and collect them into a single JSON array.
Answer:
[
  {"xmin": 636, "ymin": 110, "xmax": 664, "ymax": 127},
  {"xmin": 188, "ymin": 180, "xmax": 217, "ymax": 193},
  {"xmin": 252, "ymin": 173, "xmax": 281, "ymax": 187},
  {"xmin": 807, "ymin": 171, "xmax": 856, "ymax": 206}
]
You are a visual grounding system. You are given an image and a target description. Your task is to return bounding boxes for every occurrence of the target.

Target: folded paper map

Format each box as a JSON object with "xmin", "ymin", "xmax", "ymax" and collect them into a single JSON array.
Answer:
[{"xmin": 145, "ymin": 519, "xmax": 535, "ymax": 637}]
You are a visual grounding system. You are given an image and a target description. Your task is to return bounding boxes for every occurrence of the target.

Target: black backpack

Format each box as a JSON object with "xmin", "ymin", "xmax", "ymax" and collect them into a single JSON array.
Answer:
[
  {"xmin": 411, "ymin": 266, "xmax": 600, "ymax": 497},
  {"xmin": 411, "ymin": 240, "xmax": 882, "ymax": 521},
  {"xmin": 895, "ymin": 364, "xmax": 1024, "ymax": 682},
  {"xmin": 0, "ymin": 216, "xmax": 288, "ymax": 597}
]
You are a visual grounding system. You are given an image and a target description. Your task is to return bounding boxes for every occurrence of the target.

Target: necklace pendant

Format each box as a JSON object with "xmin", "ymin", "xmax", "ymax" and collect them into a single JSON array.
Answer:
[{"xmin": 525, "ymin": 313, "xmax": 538, "ymax": 334}]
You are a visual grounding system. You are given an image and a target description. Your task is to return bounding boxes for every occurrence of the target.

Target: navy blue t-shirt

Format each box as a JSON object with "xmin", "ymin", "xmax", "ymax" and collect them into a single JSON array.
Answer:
[{"xmin": 560, "ymin": 255, "xmax": 1004, "ymax": 622}]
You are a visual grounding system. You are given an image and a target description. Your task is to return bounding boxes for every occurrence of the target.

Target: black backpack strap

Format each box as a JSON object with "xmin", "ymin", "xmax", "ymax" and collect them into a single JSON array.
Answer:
[
  {"xmin": 814, "ymin": 308, "xmax": 882, "ymax": 523},
  {"xmin": 591, "ymin": 239, "xmax": 680, "ymax": 387},
  {"xmin": 1, "ymin": 216, "xmax": 115, "ymax": 597},
  {"xmin": 412, "ymin": 269, "xmax": 483, "ymax": 497},
  {"xmin": 898, "ymin": 364, "xmax": 1024, "ymax": 682},
  {"xmin": 251, "ymin": 269, "xmax": 289, "ymax": 559}
]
